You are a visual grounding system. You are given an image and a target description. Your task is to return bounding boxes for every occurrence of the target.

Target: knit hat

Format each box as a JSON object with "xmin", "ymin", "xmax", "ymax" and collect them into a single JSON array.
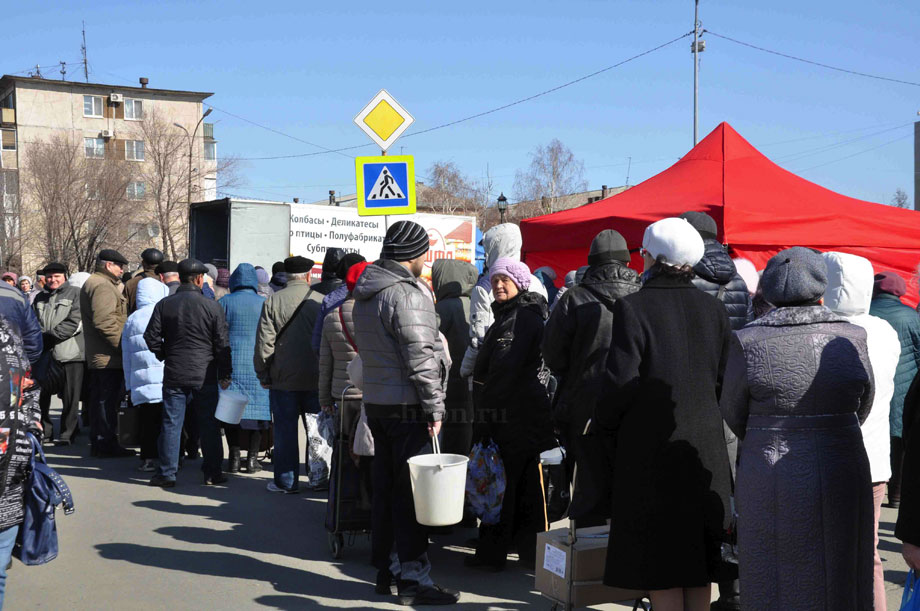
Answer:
[
  {"xmin": 489, "ymin": 258, "xmax": 531, "ymax": 291},
  {"xmin": 19, "ymin": 276, "xmax": 32, "ymax": 286},
  {"xmin": 679, "ymin": 211, "xmax": 719, "ymax": 241},
  {"xmin": 588, "ymin": 229, "xmax": 631, "ymax": 265},
  {"xmin": 1, "ymin": 272, "xmax": 17, "ymax": 283},
  {"xmin": 346, "ymin": 261, "xmax": 371, "ymax": 292},
  {"xmin": 255, "ymin": 267, "xmax": 270, "ymax": 285},
  {"xmin": 284, "ymin": 256, "xmax": 314, "ymax": 274},
  {"xmin": 642, "ymin": 218, "xmax": 705, "ymax": 268},
  {"xmin": 272, "ymin": 261, "xmax": 285, "ymax": 275},
  {"xmin": 216, "ymin": 268, "xmax": 230, "ymax": 288},
  {"xmin": 204, "ymin": 263, "xmax": 218, "ymax": 280},
  {"xmin": 873, "ymin": 271, "xmax": 906, "ymax": 298},
  {"xmin": 336, "ymin": 253, "xmax": 367, "ymax": 280},
  {"xmin": 761, "ymin": 247, "xmax": 828, "ymax": 306},
  {"xmin": 380, "ymin": 221, "xmax": 430, "ymax": 262}
]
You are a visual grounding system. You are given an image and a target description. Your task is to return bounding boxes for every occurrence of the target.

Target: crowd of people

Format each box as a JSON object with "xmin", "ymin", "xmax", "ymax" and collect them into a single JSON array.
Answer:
[{"xmin": 0, "ymin": 210, "xmax": 916, "ymax": 609}]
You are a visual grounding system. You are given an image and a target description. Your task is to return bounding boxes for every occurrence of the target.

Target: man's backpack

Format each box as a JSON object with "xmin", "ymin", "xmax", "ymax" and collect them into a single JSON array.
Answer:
[{"xmin": 13, "ymin": 434, "xmax": 75, "ymax": 565}]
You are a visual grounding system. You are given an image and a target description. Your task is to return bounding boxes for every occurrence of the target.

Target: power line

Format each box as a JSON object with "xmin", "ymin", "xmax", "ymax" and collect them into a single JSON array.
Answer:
[
  {"xmin": 773, "ymin": 122, "xmax": 913, "ymax": 163},
  {"xmin": 795, "ymin": 132, "xmax": 913, "ymax": 173},
  {"xmin": 231, "ymin": 31, "xmax": 694, "ymax": 161},
  {"xmin": 705, "ymin": 31, "xmax": 920, "ymax": 88}
]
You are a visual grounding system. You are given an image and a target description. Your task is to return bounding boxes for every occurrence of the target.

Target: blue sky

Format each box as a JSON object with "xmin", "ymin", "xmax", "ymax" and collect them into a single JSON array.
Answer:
[{"xmin": 7, "ymin": 1, "xmax": 919, "ymax": 206}]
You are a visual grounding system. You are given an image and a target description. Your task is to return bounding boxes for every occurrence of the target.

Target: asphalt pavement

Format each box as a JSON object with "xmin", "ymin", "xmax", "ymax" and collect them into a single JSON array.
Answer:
[{"xmin": 5, "ymin": 398, "xmax": 912, "ymax": 610}]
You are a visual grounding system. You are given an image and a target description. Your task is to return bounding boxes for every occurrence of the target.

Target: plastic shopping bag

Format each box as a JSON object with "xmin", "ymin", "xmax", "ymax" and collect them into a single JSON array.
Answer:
[
  {"xmin": 352, "ymin": 404, "xmax": 375, "ymax": 457},
  {"xmin": 465, "ymin": 439, "xmax": 506, "ymax": 526},
  {"xmin": 902, "ymin": 569, "xmax": 920, "ymax": 611}
]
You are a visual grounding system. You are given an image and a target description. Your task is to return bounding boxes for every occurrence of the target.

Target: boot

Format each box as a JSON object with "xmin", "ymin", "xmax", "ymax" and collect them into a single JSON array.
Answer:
[
  {"xmin": 246, "ymin": 454, "xmax": 262, "ymax": 474},
  {"xmin": 228, "ymin": 448, "xmax": 241, "ymax": 473}
]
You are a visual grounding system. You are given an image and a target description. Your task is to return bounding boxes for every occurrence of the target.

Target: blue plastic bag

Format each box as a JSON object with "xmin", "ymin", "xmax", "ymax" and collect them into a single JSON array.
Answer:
[
  {"xmin": 903, "ymin": 569, "xmax": 920, "ymax": 611},
  {"xmin": 465, "ymin": 440, "xmax": 506, "ymax": 525}
]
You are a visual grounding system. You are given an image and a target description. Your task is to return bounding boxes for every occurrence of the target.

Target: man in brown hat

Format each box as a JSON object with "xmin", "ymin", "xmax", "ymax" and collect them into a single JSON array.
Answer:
[{"xmin": 80, "ymin": 249, "xmax": 134, "ymax": 457}]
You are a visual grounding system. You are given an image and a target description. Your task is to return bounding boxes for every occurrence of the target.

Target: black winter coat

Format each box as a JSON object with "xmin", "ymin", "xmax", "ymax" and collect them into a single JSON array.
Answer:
[
  {"xmin": 596, "ymin": 272, "xmax": 733, "ymax": 591},
  {"xmin": 543, "ymin": 261, "xmax": 640, "ymax": 434},
  {"xmin": 692, "ymin": 238, "xmax": 753, "ymax": 331},
  {"xmin": 897, "ymin": 372, "xmax": 920, "ymax": 545},
  {"xmin": 473, "ymin": 291, "xmax": 555, "ymax": 456},
  {"xmin": 144, "ymin": 284, "xmax": 232, "ymax": 389}
]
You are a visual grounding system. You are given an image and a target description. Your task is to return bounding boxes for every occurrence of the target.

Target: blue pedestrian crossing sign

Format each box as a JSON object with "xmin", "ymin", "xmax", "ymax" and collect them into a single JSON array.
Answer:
[{"xmin": 356, "ymin": 155, "xmax": 416, "ymax": 216}]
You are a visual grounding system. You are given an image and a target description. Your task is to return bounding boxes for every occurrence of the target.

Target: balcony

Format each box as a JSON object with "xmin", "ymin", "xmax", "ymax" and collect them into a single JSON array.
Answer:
[
  {"xmin": 203, "ymin": 122, "xmax": 214, "ymax": 140},
  {"xmin": 0, "ymin": 108, "xmax": 13, "ymax": 125}
]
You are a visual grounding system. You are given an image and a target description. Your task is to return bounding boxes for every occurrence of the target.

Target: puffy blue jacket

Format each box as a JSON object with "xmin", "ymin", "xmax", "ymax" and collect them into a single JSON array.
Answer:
[
  {"xmin": 121, "ymin": 278, "xmax": 169, "ymax": 404},
  {"xmin": 0, "ymin": 282, "xmax": 42, "ymax": 364},
  {"xmin": 220, "ymin": 264, "xmax": 270, "ymax": 422},
  {"xmin": 870, "ymin": 293, "xmax": 920, "ymax": 437}
]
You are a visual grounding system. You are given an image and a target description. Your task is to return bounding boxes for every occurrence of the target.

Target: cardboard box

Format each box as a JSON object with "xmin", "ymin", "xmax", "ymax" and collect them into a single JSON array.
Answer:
[{"xmin": 535, "ymin": 526, "xmax": 646, "ymax": 608}]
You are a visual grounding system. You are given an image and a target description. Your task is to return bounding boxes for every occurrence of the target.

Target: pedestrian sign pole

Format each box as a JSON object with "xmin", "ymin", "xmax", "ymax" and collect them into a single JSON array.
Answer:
[
  {"xmin": 353, "ymin": 90, "xmax": 416, "ymax": 217},
  {"xmin": 356, "ymin": 155, "xmax": 416, "ymax": 216}
]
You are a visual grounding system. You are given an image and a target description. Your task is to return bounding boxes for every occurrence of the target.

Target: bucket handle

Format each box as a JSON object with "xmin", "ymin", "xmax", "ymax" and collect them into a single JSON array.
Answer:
[{"xmin": 431, "ymin": 429, "xmax": 443, "ymax": 470}]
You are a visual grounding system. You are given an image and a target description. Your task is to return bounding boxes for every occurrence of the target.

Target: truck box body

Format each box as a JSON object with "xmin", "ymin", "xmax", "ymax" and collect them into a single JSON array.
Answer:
[{"xmin": 190, "ymin": 198, "xmax": 291, "ymax": 269}]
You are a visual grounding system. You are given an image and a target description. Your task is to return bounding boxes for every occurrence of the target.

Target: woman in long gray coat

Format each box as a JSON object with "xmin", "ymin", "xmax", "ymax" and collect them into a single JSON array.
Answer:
[{"xmin": 720, "ymin": 247, "xmax": 875, "ymax": 611}]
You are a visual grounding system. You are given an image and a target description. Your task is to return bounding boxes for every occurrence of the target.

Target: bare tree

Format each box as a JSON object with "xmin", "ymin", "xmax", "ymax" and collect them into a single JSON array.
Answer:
[
  {"xmin": 892, "ymin": 188, "xmax": 911, "ymax": 209},
  {"xmin": 133, "ymin": 108, "xmax": 242, "ymax": 260},
  {"xmin": 512, "ymin": 139, "xmax": 588, "ymax": 214},
  {"xmin": 21, "ymin": 134, "xmax": 138, "ymax": 271},
  {"xmin": 0, "ymin": 171, "xmax": 22, "ymax": 270},
  {"xmin": 420, "ymin": 161, "xmax": 498, "ymax": 229}
]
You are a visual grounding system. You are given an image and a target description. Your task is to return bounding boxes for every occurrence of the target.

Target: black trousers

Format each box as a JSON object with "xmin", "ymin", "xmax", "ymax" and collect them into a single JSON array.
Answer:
[
  {"xmin": 367, "ymin": 417, "xmax": 432, "ymax": 571},
  {"xmin": 138, "ymin": 402, "xmax": 163, "ymax": 461},
  {"xmin": 475, "ymin": 450, "xmax": 547, "ymax": 566},
  {"xmin": 88, "ymin": 369, "xmax": 125, "ymax": 451},
  {"xmin": 38, "ymin": 361, "xmax": 85, "ymax": 442},
  {"xmin": 890, "ymin": 436, "xmax": 906, "ymax": 502},
  {"xmin": 225, "ymin": 425, "xmax": 262, "ymax": 456}
]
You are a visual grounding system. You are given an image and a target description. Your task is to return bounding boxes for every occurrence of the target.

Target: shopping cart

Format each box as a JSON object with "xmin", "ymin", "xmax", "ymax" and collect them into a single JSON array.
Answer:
[{"xmin": 325, "ymin": 387, "xmax": 372, "ymax": 559}]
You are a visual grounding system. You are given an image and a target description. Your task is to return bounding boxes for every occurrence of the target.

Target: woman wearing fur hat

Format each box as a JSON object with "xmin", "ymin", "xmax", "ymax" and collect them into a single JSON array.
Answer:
[
  {"xmin": 721, "ymin": 247, "xmax": 875, "ymax": 610},
  {"xmin": 596, "ymin": 218, "xmax": 733, "ymax": 611},
  {"xmin": 466, "ymin": 258, "xmax": 555, "ymax": 572}
]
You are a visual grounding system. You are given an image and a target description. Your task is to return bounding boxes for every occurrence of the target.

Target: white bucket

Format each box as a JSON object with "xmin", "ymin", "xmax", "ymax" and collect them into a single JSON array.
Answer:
[
  {"xmin": 540, "ymin": 446, "xmax": 565, "ymax": 465},
  {"xmin": 215, "ymin": 390, "xmax": 248, "ymax": 425},
  {"xmin": 408, "ymin": 435, "xmax": 469, "ymax": 527}
]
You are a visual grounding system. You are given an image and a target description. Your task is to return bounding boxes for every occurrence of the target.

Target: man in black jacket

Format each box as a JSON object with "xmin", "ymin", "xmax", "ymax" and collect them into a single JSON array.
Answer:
[
  {"xmin": 310, "ymin": 247, "xmax": 345, "ymax": 296},
  {"xmin": 543, "ymin": 229, "xmax": 640, "ymax": 525},
  {"xmin": 680, "ymin": 211, "xmax": 753, "ymax": 330},
  {"xmin": 144, "ymin": 258, "xmax": 232, "ymax": 487}
]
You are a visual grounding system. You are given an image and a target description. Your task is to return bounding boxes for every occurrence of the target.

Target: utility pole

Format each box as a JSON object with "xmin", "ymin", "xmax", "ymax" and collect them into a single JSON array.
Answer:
[
  {"xmin": 692, "ymin": 0, "xmax": 703, "ymax": 145},
  {"xmin": 81, "ymin": 22, "xmax": 89, "ymax": 82},
  {"xmin": 914, "ymin": 115, "xmax": 920, "ymax": 210}
]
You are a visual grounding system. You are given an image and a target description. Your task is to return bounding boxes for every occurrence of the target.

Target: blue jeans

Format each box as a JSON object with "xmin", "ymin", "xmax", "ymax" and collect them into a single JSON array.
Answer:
[
  {"xmin": 0, "ymin": 524, "xmax": 19, "ymax": 608},
  {"xmin": 269, "ymin": 390, "xmax": 318, "ymax": 491},
  {"xmin": 157, "ymin": 385, "xmax": 222, "ymax": 480}
]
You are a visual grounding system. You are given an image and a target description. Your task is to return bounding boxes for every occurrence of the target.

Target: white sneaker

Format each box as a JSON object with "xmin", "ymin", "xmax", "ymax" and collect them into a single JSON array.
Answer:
[
  {"xmin": 266, "ymin": 482, "xmax": 300, "ymax": 495},
  {"xmin": 137, "ymin": 459, "xmax": 156, "ymax": 472}
]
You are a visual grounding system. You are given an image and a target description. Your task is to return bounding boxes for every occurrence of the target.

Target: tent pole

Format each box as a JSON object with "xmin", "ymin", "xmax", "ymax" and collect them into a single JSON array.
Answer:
[{"xmin": 693, "ymin": 0, "xmax": 700, "ymax": 146}]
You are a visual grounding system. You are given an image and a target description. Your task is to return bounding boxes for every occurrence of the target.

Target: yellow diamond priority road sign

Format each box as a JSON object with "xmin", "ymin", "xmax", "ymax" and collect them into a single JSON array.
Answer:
[{"xmin": 354, "ymin": 90, "xmax": 415, "ymax": 152}]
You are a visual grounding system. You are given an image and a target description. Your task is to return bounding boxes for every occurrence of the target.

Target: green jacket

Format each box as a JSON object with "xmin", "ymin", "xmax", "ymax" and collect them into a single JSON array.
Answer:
[
  {"xmin": 33, "ymin": 283, "xmax": 84, "ymax": 363},
  {"xmin": 870, "ymin": 293, "xmax": 920, "ymax": 437},
  {"xmin": 80, "ymin": 264, "xmax": 127, "ymax": 369},
  {"xmin": 254, "ymin": 278, "xmax": 322, "ymax": 391}
]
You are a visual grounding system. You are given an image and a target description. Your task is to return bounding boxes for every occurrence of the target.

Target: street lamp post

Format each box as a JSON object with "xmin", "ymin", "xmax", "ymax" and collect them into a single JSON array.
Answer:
[
  {"xmin": 173, "ymin": 107, "xmax": 213, "ymax": 206},
  {"xmin": 497, "ymin": 192, "xmax": 508, "ymax": 224}
]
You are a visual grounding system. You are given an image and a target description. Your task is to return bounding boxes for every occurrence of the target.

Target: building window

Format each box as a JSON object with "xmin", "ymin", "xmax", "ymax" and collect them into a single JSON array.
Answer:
[
  {"xmin": 124, "ymin": 99, "xmax": 144, "ymax": 120},
  {"xmin": 84, "ymin": 137, "xmax": 105, "ymax": 159},
  {"xmin": 0, "ymin": 171, "xmax": 17, "ymax": 213},
  {"xmin": 125, "ymin": 140, "xmax": 145, "ymax": 161},
  {"xmin": 83, "ymin": 95, "xmax": 103, "ymax": 118},
  {"xmin": 126, "ymin": 182, "xmax": 146, "ymax": 200},
  {"xmin": 0, "ymin": 93, "xmax": 13, "ymax": 110},
  {"xmin": 85, "ymin": 181, "xmax": 102, "ymax": 200},
  {"xmin": 0, "ymin": 129, "xmax": 14, "ymax": 151},
  {"xmin": 204, "ymin": 141, "xmax": 216, "ymax": 161}
]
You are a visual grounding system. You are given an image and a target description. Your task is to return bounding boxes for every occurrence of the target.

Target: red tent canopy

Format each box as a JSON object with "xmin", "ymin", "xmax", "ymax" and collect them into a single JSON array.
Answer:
[{"xmin": 521, "ymin": 122, "xmax": 920, "ymax": 305}]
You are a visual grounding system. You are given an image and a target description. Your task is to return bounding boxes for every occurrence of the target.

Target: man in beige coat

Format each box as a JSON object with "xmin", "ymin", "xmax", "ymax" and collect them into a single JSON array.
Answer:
[
  {"xmin": 80, "ymin": 249, "xmax": 134, "ymax": 457},
  {"xmin": 255, "ymin": 256, "xmax": 325, "ymax": 493}
]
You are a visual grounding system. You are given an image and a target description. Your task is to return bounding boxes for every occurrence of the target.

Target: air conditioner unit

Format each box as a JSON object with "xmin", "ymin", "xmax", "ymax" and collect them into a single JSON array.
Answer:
[
  {"xmin": 109, "ymin": 93, "xmax": 123, "ymax": 103},
  {"xmin": 101, "ymin": 129, "xmax": 113, "ymax": 139}
]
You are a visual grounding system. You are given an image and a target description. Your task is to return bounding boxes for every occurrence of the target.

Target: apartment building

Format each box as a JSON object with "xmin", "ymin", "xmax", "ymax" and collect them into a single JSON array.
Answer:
[{"xmin": 0, "ymin": 74, "xmax": 218, "ymax": 272}]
